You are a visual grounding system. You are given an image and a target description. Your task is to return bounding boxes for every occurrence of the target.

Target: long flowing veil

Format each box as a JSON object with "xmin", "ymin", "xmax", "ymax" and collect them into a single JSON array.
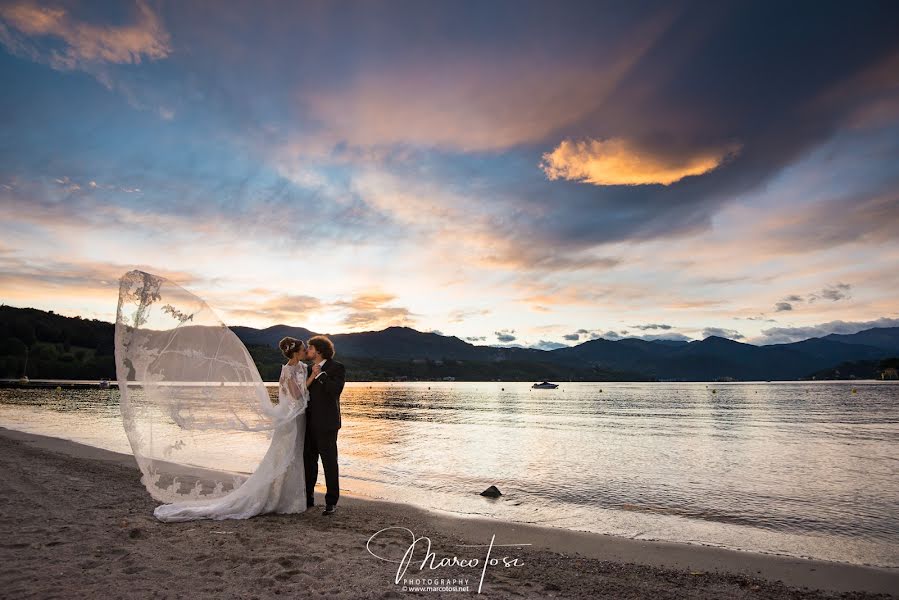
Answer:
[{"xmin": 114, "ymin": 270, "xmax": 304, "ymax": 503}]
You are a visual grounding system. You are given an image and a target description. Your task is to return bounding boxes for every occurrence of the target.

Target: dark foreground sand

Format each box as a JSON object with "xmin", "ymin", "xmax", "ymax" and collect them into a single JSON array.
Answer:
[{"xmin": 0, "ymin": 427, "xmax": 896, "ymax": 599}]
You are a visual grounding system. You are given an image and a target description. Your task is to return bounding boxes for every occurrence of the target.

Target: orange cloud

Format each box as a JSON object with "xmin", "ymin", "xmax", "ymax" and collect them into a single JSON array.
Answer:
[
  {"xmin": 334, "ymin": 292, "xmax": 415, "ymax": 330},
  {"xmin": 0, "ymin": 0, "xmax": 170, "ymax": 68},
  {"xmin": 225, "ymin": 295, "xmax": 322, "ymax": 323},
  {"xmin": 540, "ymin": 137, "xmax": 741, "ymax": 186}
]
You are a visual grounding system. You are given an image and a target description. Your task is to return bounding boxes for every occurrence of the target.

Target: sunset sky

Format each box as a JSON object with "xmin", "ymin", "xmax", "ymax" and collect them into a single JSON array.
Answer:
[{"xmin": 1, "ymin": 1, "xmax": 898, "ymax": 348}]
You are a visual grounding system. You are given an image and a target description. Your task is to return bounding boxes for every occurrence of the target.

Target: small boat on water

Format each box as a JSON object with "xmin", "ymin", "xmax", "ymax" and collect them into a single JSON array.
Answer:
[
  {"xmin": 532, "ymin": 381, "xmax": 559, "ymax": 389},
  {"xmin": 18, "ymin": 375, "xmax": 29, "ymax": 385},
  {"xmin": 99, "ymin": 378, "xmax": 110, "ymax": 389}
]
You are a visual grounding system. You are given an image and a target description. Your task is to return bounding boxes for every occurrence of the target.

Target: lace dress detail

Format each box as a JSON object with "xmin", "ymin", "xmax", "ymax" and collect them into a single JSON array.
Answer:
[{"xmin": 153, "ymin": 362, "xmax": 309, "ymax": 522}]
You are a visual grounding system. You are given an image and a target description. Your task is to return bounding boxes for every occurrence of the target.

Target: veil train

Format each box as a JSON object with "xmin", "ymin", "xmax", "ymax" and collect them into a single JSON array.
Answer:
[{"xmin": 114, "ymin": 270, "xmax": 309, "ymax": 521}]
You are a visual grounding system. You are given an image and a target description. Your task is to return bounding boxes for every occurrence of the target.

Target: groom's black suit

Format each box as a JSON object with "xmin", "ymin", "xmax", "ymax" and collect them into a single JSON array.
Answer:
[{"xmin": 304, "ymin": 358, "xmax": 345, "ymax": 507}]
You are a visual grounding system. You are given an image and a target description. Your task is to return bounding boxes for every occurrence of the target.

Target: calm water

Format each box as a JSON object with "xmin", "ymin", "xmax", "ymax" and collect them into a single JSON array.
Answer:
[{"xmin": 1, "ymin": 381, "xmax": 897, "ymax": 568}]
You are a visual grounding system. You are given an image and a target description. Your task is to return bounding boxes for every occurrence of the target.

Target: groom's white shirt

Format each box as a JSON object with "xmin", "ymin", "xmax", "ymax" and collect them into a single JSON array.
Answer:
[{"xmin": 314, "ymin": 358, "xmax": 327, "ymax": 379}]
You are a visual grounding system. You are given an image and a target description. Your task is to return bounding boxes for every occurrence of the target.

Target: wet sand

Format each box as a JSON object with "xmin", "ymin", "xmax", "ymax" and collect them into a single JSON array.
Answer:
[{"xmin": 0, "ymin": 427, "xmax": 895, "ymax": 599}]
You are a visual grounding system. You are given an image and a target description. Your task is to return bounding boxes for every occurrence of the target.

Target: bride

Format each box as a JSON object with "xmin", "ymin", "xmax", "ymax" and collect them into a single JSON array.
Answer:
[
  {"xmin": 153, "ymin": 337, "xmax": 309, "ymax": 522},
  {"xmin": 114, "ymin": 270, "xmax": 312, "ymax": 523},
  {"xmin": 153, "ymin": 337, "xmax": 310, "ymax": 522}
]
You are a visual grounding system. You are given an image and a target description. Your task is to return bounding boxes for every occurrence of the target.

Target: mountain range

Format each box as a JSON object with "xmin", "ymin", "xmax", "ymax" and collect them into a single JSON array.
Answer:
[
  {"xmin": 2, "ymin": 304, "xmax": 898, "ymax": 381},
  {"xmin": 232, "ymin": 322, "xmax": 899, "ymax": 381}
]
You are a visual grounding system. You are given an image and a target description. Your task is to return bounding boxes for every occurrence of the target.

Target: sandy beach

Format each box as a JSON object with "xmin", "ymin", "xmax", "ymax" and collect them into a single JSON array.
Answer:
[{"xmin": 0, "ymin": 427, "xmax": 895, "ymax": 599}]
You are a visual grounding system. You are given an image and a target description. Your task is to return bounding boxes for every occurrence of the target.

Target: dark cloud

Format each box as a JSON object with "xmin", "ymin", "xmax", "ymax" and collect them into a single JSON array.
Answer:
[
  {"xmin": 494, "ymin": 329, "xmax": 516, "ymax": 343},
  {"xmin": 531, "ymin": 340, "xmax": 568, "ymax": 350},
  {"xmin": 777, "ymin": 283, "xmax": 852, "ymax": 312},
  {"xmin": 632, "ymin": 323, "xmax": 673, "ymax": 330},
  {"xmin": 634, "ymin": 333, "xmax": 693, "ymax": 342},
  {"xmin": 465, "ymin": 336, "xmax": 487, "ymax": 342},
  {"xmin": 410, "ymin": 2, "xmax": 899, "ymax": 261},
  {"xmin": 701, "ymin": 327, "xmax": 745, "ymax": 340},
  {"xmin": 753, "ymin": 317, "xmax": 899, "ymax": 345},
  {"xmin": 810, "ymin": 283, "xmax": 852, "ymax": 303},
  {"xmin": 563, "ymin": 333, "xmax": 580, "ymax": 341}
]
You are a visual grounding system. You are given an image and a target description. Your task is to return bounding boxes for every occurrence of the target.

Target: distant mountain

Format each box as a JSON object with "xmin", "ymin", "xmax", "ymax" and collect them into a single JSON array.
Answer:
[
  {"xmin": 1, "ymin": 305, "xmax": 898, "ymax": 381},
  {"xmin": 550, "ymin": 333, "xmax": 893, "ymax": 380},
  {"xmin": 230, "ymin": 324, "xmax": 318, "ymax": 347},
  {"xmin": 233, "ymin": 324, "xmax": 568, "ymax": 364},
  {"xmin": 820, "ymin": 327, "xmax": 899, "ymax": 354}
]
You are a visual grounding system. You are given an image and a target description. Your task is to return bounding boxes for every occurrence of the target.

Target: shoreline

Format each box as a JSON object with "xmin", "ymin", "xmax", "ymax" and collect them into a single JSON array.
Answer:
[
  {"xmin": 1, "ymin": 426, "xmax": 896, "ymax": 598},
  {"xmin": 2, "ymin": 379, "xmax": 895, "ymax": 390}
]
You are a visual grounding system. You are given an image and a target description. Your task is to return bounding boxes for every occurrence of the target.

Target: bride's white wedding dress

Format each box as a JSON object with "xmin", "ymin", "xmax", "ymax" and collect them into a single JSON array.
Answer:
[
  {"xmin": 153, "ymin": 362, "xmax": 309, "ymax": 522},
  {"xmin": 114, "ymin": 270, "xmax": 312, "ymax": 523}
]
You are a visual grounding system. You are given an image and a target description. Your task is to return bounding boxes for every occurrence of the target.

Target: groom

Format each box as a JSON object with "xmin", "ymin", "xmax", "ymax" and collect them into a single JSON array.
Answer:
[{"xmin": 304, "ymin": 335, "xmax": 345, "ymax": 515}]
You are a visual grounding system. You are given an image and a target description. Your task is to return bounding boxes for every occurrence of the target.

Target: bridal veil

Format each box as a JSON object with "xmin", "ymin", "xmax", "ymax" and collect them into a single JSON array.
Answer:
[{"xmin": 114, "ymin": 270, "xmax": 306, "ymax": 506}]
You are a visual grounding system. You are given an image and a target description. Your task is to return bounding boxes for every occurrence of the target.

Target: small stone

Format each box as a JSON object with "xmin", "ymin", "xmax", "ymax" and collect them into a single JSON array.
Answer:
[{"xmin": 480, "ymin": 485, "xmax": 502, "ymax": 498}]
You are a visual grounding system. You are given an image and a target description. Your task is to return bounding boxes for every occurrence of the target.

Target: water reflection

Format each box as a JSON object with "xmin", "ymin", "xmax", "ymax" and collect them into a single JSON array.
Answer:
[{"xmin": 1, "ymin": 380, "xmax": 897, "ymax": 567}]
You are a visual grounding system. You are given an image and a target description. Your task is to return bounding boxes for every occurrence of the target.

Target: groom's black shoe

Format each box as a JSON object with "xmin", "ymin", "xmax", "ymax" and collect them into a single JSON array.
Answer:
[
  {"xmin": 306, "ymin": 497, "xmax": 315, "ymax": 509},
  {"xmin": 322, "ymin": 504, "xmax": 336, "ymax": 516}
]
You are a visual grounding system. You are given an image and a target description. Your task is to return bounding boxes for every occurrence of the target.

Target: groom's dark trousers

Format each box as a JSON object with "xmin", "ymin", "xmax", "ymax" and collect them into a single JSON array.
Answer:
[{"xmin": 304, "ymin": 359, "xmax": 345, "ymax": 506}]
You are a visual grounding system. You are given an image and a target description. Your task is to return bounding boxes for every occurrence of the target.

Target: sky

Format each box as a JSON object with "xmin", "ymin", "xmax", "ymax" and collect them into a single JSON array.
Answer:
[{"xmin": 1, "ymin": 0, "xmax": 898, "ymax": 348}]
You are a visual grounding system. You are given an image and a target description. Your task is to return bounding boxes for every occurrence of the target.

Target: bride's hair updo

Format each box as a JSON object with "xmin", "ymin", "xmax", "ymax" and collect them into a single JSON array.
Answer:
[{"xmin": 278, "ymin": 336, "xmax": 306, "ymax": 359}]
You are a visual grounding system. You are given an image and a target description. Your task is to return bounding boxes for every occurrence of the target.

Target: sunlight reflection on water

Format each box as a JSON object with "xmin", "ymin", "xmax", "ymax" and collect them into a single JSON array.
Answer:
[{"xmin": 1, "ymin": 380, "xmax": 897, "ymax": 567}]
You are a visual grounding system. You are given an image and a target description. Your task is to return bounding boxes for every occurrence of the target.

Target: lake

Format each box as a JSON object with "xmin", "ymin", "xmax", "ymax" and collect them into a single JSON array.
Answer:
[{"xmin": 1, "ymin": 380, "xmax": 897, "ymax": 568}]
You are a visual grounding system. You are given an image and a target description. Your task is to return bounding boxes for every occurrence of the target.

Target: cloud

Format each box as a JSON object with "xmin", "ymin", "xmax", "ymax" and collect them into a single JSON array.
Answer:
[
  {"xmin": 632, "ymin": 323, "xmax": 673, "ymax": 331},
  {"xmin": 810, "ymin": 283, "xmax": 852, "ymax": 303},
  {"xmin": 0, "ymin": 254, "xmax": 206, "ymax": 320},
  {"xmin": 531, "ymin": 340, "xmax": 568, "ymax": 351},
  {"xmin": 758, "ymin": 189, "xmax": 899, "ymax": 254},
  {"xmin": 226, "ymin": 294, "xmax": 322, "ymax": 324},
  {"xmin": 448, "ymin": 308, "xmax": 491, "ymax": 322},
  {"xmin": 642, "ymin": 333, "xmax": 693, "ymax": 342},
  {"xmin": 494, "ymin": 329, "xmax": 516, "ymax": 343},
  {"xmin": 296, "ymin": 7, "xmax": 678, "ymax": 154},
  {"xmin": 565, "ymin": 328, "xmax": 622, "ymax": 341},
  {"xmin": 334, "ymin": 292, "xmax": 415, "ymax": 330},
  {"xmin": 701, "ymin": 327, "xmax": 745, "ymax": 340},
  {"xmin": 465, "ymin": 336, "xmax": 486, "ymax": 343},
  {"xmin": 752, "ymin": 316, "xmax": 899, "ymax": 345},
  {"xmin": 776, "ymin": 283, "xmax": 852, "ymax": 312},
  {"xmin": 540, "ymin": 137, "xmax": 741, "ymax": 186},
  {"xmin": 346, "ymin": 168, "xmax": 624, "ymax": 274},
  {"xmin": 0, "ymin": 1, "xmax": 170, "ymax": 69}
]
